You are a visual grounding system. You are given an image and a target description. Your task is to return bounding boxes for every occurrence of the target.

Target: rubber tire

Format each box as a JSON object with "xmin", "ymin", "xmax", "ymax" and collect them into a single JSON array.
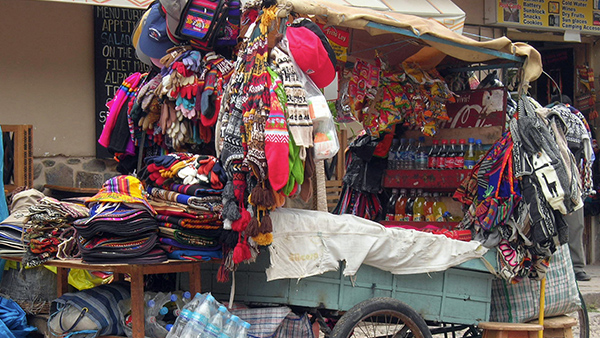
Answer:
[
  {"xmin": 577, "ymin": 291, "xmax": 590, "ymax": 338},
  {"xmin": 331, "ymin": 297, "xmax": 432, "ymax": 338}
]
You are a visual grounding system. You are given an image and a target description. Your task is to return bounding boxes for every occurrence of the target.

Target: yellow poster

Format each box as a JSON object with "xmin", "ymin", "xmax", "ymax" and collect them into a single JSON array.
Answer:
[{"xmin": 496, "ymin": 0, "xmax": 600, "ymax": 34}]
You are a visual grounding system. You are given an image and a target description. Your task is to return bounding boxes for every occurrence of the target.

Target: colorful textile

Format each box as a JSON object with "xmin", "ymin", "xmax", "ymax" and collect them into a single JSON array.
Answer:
[{"xmin": 87, "ymin": 175, "xmax": 155, "ymax": 215}]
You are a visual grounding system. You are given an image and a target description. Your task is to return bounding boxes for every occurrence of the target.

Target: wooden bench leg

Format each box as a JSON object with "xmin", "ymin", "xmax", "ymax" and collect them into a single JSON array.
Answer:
[
  {"xmin": 189, "ymin": 263, "xmax": 201, "ymax": 295},
  {"xmin": 56, "ymin": 267, "xmax": 69, "ymax": 296},
  {"xmin": 129, "ymin": 266, "xmax": 145, "ymax": 338}
]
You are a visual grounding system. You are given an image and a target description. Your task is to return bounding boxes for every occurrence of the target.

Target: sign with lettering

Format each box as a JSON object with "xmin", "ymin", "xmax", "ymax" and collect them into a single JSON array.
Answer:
[
  {"xmin": 487, "ymin": 0, "xmax": 600, "ymax": 34},
  {"xmin": 440, "ymin": 87, "xmax": 507, "ymax": 129},
  {"xmin": 94, "ymin": 6, "xmax": 150, "ymax": 158}
]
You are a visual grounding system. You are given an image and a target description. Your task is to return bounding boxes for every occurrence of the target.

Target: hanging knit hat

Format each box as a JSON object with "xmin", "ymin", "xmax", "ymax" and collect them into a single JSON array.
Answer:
[
  {"xmin": 264, "ymin": 71, "xmax": 290, "ymax": 191},
  {"xmin": 270, "ymin": 45, "xmax": 313, "ymax": 158}
]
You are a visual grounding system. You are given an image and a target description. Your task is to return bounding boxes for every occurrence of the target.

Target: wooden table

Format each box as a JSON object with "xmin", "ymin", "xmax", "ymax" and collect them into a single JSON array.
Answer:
[{"xmin": 2, "ymin": 257, "xmax": 203, "ymax": 338}]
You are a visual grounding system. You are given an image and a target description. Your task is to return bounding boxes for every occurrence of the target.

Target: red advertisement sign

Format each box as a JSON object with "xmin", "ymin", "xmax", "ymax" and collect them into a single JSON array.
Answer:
[{"xmin": 441, "ymin": 87, "xmax": 507, "ymax": 129}]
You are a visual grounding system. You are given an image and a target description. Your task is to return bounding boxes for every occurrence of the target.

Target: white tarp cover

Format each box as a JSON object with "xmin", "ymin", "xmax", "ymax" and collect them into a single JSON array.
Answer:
[
  {"xmin": 266, "ymin": 208, "xmax": 488, "ymax": 281},
  {"xmin": 317, "ymin": 0, "xmax": 465, "ymax": 32}
]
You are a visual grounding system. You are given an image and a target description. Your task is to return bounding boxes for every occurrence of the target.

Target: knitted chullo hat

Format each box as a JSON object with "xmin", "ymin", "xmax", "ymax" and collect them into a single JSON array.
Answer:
[
  {"xmin": 270, "ymin": 44, "xmax": 312, "ymax": 161},
  {"xmin": 264, "ymin": 68, "xmax": 290, "ymax": 191}
]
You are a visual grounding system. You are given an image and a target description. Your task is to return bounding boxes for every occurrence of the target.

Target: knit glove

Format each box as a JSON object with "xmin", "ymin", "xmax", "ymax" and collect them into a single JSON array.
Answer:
[{"xmin": 182, "ymin": 51, "xmax": 203, "ymax": 73}]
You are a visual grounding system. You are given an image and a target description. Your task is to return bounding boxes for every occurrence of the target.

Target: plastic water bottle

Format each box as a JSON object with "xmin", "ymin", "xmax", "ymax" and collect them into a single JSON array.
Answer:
[
  {"xmin": 236, "ymin": 321, "xmax": 251, "ymax": 338},
  {"xmin": 166, "ymin": 293, "xmax": 206, "ymax": 338},
  {"xmin": 204, "ymin": 305, "xmax": 228, "ymax": 337},
  {"xmin": 397, "ymin": 138, "xmax": 407, "ymax": 169},
  {"xmin": 179, "ymin": 311, "xmax": 205, "ymax": 338},
  {"xmin": 220, "ymin": 315, "xmax": 241, "ymax": 338},
  {"xmin": 415, "ymin": 136, "xmax": 428, "ymax": 170},
  {"xmin": 405, "ymin": 138, "xmax": 416, "ymax": 169}
]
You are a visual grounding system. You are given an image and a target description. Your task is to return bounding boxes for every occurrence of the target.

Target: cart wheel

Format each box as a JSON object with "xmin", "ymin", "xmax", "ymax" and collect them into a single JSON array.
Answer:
[
  {"xmin": 576, "ymin": 291, "xmax": 589, "ymax": 338},
  {"xmin": 331, "ymin": 297, "xmax": 431, "ymax": 338}
]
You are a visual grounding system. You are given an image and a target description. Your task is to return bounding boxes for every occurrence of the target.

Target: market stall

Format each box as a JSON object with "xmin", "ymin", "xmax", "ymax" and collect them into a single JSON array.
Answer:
[{"xmin": 0, "ymin": 0, "xmax": 591, "ymax": 336}]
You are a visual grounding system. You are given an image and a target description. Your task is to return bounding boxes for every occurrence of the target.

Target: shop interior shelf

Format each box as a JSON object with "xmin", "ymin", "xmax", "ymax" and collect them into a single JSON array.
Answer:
[{"xmin": 383, "ymin": 169, "xmax": 469, "ymax": 191}]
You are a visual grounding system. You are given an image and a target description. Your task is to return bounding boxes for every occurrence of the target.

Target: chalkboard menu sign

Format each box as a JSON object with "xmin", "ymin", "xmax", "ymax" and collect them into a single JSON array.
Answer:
[{"xmin": 94, "ymin": 6, "xmax": 150, "ymax": 158}]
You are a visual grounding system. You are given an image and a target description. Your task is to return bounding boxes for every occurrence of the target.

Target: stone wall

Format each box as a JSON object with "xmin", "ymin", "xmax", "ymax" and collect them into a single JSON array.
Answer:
[{"xmin": 33, "ymin": 156, "xmax": 121, "ymax": 192}]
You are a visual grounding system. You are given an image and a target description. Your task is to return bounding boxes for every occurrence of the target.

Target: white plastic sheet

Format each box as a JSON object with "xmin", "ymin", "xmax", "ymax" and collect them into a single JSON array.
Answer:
[{"xmin": 266, "ymin": 208, "xmax": 488, "ymax": 281}]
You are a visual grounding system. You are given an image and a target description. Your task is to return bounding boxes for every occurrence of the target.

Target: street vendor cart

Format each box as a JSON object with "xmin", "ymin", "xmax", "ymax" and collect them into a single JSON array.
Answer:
[{"xmin": 198, "ymin": 0, "xmax": 589, "ymax": 337}]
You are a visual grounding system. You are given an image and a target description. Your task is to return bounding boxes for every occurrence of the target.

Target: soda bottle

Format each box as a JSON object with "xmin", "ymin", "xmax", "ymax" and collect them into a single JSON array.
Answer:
[
  {"xmin": 385, "ymin": 189, "xmax": 399, "ymax": 221},
  {"xmin": 405, "ymin": 139, "xmax": 416, "ymax": 169},
  {"xmin": 432, "ymin": 192, "xmax": 447, "ymax": 222},
  {"xmin": 404, "ymin": 189, "xmax": 416, "ymax": 221},
  {"xmin": 423, "ymin": 192, "xmax": 435, "ymax": 223},
  {"xmin": 415, "ymin": 136, "xmax": 428, "ymax": 170},
  {"xmin": 455, "ymin": 139, "xmax": 466, "ymax": 169},
  {"xmin": 427, "ymin": 139, "xmax": 439, "ymax": 169},
  {"xmin": 394, "ymin": 189, "xmax": 408, "ymax": 221},
  {"xmin": 445, "ymin": 139, "xmax": 457, "ymax": 169},
  {"xmin": 475, "ymin": 139, "xmax": 485, "ymax": 162},
  {"xmin": 437, "ymin": 139, "xmax": 448, "ymax": 169},
  {"xmin": 412, "ymin": 189, "xmax": 426, "ymax": 222},
  {"xmin": 464, "ymin": 138, "xmax": 477, "ymax": 169}
]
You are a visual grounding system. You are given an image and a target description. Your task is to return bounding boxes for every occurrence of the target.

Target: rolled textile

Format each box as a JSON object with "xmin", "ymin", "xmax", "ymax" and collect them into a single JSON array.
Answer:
[
  {"xmin": 167, "ymin": 183, "xmax": 223, "ymax": 196},
  {"xmin": 155, "ymin": 214, "xmax": 221, "ymax": 227},
  {"xmin": 158, "ymin": 227, "xmax": 220, "ymax": 248},
  {"xmin": 159, "ymin": 237, "xmax": 222, "ymax": 251},
  {"xmin": 167, "ymin": 249, "xmax": 222, "ymax": 261}
]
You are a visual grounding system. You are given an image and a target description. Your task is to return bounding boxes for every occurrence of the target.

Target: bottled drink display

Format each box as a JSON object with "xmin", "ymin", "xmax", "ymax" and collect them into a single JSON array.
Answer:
[
  {"xmin": 464, "ymin": 138, "xmax": 477, "ymax": 169},
  {"xmin": 404, "ymin": 138, "xmax": 416, "ymax": 169},
  {"xmin": 397, "ymin": 138, "xmax": 407, "ymax": 170},
  {"xmin": 437, "ymin": 139, "xmax": 448, "ymax": 169},
  {"xmin": 388, "ymin": 138, "xmax": 400, "ymax": 170},
  {"xmin": 394, "ymin": 189, "xmax": 408, "ymax": 221},
  {"xmin": 423, "ymin": 192, "xmax": 434, "ymax": 222},
  {"xmin": 432, "ymin": 192, "xmax": 447, "ymax": 222},
  {"xmin": 412, "ymin": 189, "xmax": 426, "ymax": 222},
  {"xmin": 415, "ymin": 136, "xmax": 428, "ymax": 170},
  {"xmin": 405, "ymin": 189, "xmax": 416, "ymax": 221},
  {"xmin": 454, "ymin": 139, "xmax": 466, "ymax": 169},
  {"xmin": 475, "ymin": 139, "xmax": 485, "ymax": 162},
  {"xmin": 386, "ymin": 189, "xmax": 399, "ymax": 221},
  {"xmin": 445, "ymin": 139, "xmax": 457, "ymax": 169},
  {"xmin": 427, "ymin": 139, "xmax": 439, "ymax": 169}
]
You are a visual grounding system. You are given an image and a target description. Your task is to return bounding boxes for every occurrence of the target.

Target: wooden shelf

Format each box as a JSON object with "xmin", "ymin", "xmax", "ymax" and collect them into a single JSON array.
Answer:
[{"xmin": 383, "ymin": 169, "xmax": 469, "ymax": 191}]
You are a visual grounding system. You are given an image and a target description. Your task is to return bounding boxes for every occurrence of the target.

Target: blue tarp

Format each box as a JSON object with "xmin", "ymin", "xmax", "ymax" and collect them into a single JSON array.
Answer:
[{"xmin": 0, "ymin": 297, "xmax": 37, "ymax": 338}]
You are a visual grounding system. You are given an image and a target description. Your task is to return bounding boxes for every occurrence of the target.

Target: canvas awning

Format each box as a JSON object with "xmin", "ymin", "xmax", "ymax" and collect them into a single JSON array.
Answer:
[
  {"xmin": 39, "ymin": 0, "xmax": 465, "ymax": 33},
  {"xmin": 282, "ymin": 0, "xmax": 542, "ymax": 90},
  {"xmin": 316, "ymin": 0, "xmax": 465, "ymax": 33}
]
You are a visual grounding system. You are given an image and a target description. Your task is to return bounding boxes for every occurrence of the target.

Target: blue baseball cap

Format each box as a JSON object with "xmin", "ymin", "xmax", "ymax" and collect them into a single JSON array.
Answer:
[{"xmin": 138, "ymin": 2, "xmax": 175, "ymax": 59}]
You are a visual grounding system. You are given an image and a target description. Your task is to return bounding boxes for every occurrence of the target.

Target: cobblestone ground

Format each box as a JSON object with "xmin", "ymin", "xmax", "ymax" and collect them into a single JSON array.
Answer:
[{"xmin": 572, "ymin": 310, "xmax": 600, "ymax": 338}]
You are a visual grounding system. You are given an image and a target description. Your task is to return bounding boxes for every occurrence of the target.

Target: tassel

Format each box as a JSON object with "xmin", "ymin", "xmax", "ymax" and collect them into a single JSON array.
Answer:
[
  {"xmin": 262, "ymin": 181, "xmax": 276, "ymax": 208},
  {"xmin": 222, "ymin": 200, "xmax": 241, "ymax": 220},
  {"xmin": 241, "ymin": 240, "xmax": 252, "ymax": 261},
  {"xmin": 261, "ymin": 213, "xmax": 273, "ymax": 233},
  {"xmin": 223, "ymin": 180, "xmax": 235, "ymax": 200},
  {"xmin": 249, "ymin": 185, "xmax": 265, "ymax": 206},
  {"xmin": 220, "ymin": 230, "xmax": 238, "ymax": 249},
  {"xmin": 231, "ymin": 207, "xmax": 251, "ymax": 232},
  {"xmin": 252, "ymin": 232, "xmax": 273, "ymax": 246},
  {"xmin": 246, "ymin": 217, "xmax": 260, "ymax": 237},
  {"xmin": 217, "ymin": 263, "xmax": 231, "ymax": 283},
  {"xmin": 233, "ymin": 242, "xmax": 245, "ymax": 264}
]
